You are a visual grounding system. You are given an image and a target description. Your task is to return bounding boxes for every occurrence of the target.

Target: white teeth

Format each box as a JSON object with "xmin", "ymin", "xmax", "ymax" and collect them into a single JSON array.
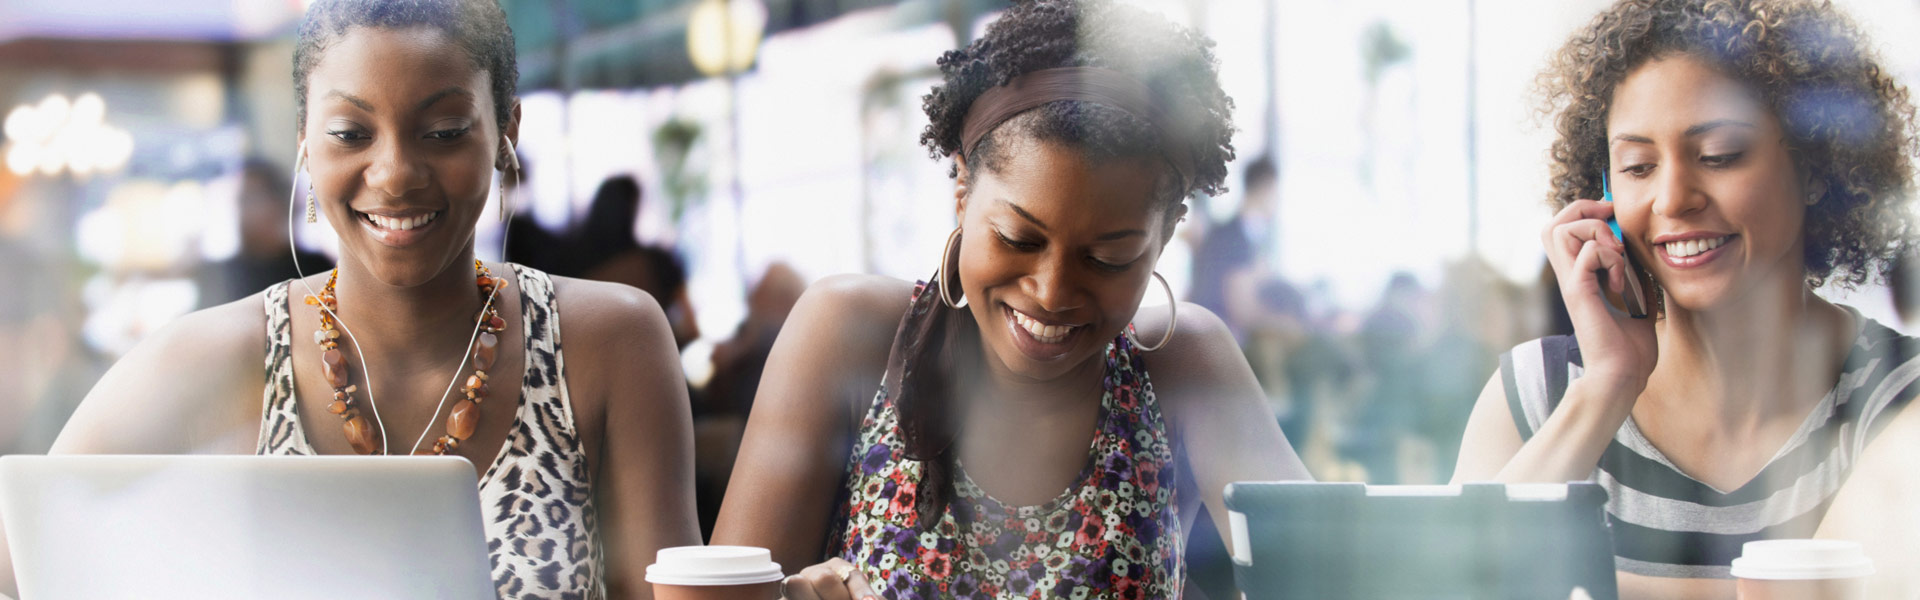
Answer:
[
  {"xmin": 364, "ymin": 212, "xmax": 435, "ymax": 231},
  {"xmin": 1663, "ymin": 235, "xmax": 1728, "ymax": 258},
  {"xmin": 1012, "ymin": 309, "xmax": 1073, "ymax": 344}
]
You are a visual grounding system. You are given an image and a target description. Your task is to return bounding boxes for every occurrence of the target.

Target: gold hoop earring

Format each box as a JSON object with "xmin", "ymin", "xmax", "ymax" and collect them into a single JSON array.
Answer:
[
  {"xmin": 939, "ymin": 227, "xmax": 967, "ymax": 309},
  {"xmin": 1125, "ymin": 271, "xmax": 1177, "ymax": 352}
]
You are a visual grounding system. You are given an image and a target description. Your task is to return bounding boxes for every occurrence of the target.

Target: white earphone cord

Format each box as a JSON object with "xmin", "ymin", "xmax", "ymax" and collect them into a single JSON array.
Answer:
[{"xmin": 286, "ymin": 141, "xmax": 518, "ymax": 455}]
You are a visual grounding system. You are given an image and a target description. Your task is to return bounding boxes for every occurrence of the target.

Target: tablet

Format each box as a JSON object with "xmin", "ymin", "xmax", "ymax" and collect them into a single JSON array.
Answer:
[
  {"xmin": 1, "ymin": 455, "xmax": 494, "ymax": 600},
  {"xmin": 1225, "ymin": 482, "xmax": 1617, "ymax": 600}
]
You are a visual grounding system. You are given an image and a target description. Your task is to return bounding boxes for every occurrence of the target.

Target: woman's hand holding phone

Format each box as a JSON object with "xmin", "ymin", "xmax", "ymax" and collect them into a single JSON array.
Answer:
[{"xmin": 1543, "ymin": 199, "xmax": 1658, "ymax": 399}]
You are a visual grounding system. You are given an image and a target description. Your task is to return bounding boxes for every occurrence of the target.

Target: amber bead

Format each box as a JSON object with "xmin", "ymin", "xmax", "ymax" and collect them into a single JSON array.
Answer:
[
  {"xmin": 474, "ymin": 332, "xmax": 498, "ymax": 370},
  {"xmin": 327, "ymin": 400, "xmax": 350, "ymax": 415},
  {"xmin": 343, "ymin": 415, "xmax": 378, "ymax": 455},
  {"xmin": 486, "ymin": 315, "xmax": 505, "ymax": 332},
  {"xmin": 321, "ymin": 349, "xmax": 349, "ymax": 388},
  {"xmin": 441, "ymin": 436, "xmax": 460, "ymax": 451},
  {"xmin": 448, "ymin": 399, "xmax": 480, "ymax": 440}
]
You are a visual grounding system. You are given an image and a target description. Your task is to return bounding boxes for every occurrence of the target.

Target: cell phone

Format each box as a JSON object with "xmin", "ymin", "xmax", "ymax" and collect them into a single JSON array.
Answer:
[{"xmin": 1602, "ymin": 172, "xmax": 1649, "ymax": 319}]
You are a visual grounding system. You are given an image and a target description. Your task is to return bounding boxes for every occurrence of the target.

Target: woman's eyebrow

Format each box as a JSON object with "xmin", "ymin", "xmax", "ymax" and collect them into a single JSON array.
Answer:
[
  {"xmin": 1683, "ymin": 119, "xmax": 1756, "ymax": 137},
  {"xmin": 416, "ymin": 87, "xmax": 474, "ymax": 112},
  {"xmin": 997, "ymin": 198, "xmax": 1145, "ymax": 241},
  {"xmin": 1611, "ymin": 119, "xmax": 1759, "ymax": 146},
  {"xmin": 999, "ymin": 199, "xmax": 1050, "ymax": 231},
  {"xmin": 325, "ymin": 90, "xmax": 373, "ymax": 112},
  {"xmin": 321, "ymin": 87, "xmax": 472, "ymax": 114}
]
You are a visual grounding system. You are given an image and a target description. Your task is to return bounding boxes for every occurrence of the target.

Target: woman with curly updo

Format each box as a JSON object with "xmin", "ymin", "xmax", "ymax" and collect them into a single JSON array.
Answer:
[
  {"xmin": 1454, "ymin": 0, "xmax": 1920, "ymax": 596},
  {"xmin": 712, "ymin": 0, "xmax": 1309, "ymax": 597}
]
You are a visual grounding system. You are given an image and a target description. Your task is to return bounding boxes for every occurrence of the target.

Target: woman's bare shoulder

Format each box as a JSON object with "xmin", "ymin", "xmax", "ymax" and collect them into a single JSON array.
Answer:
[
  {"xmin": 548, "ymin": 275, "xmax": 671, "ymax": 347},
  {"xmin": 54, "ymin": 290, "xmax": 274, "ymax": 454},
  {"xmin": 1130, "ymin": 302, "xmax": 1247, "ymax": 408}
]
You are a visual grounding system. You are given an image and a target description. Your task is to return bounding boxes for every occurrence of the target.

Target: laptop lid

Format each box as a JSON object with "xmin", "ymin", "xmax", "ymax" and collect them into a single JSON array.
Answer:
[
  {"xmin": 1224, "ymin": 482, "xmax": 1618, "ymax": 600},
  {"xmin": 1, "ymin": 455, "xmax": 494, "ymax": 600}
]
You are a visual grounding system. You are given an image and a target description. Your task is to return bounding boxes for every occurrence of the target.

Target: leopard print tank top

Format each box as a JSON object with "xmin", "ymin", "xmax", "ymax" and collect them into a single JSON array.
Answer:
[{"xmin": 256, "ymin": 264, "xmax": 604, "ymax": 599}]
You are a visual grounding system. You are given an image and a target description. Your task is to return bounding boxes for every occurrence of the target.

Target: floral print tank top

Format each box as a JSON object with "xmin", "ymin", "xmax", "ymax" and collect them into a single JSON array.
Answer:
[{"xmin": 829, "ymin": 286, "xmax": 1184, "ymax": 599}]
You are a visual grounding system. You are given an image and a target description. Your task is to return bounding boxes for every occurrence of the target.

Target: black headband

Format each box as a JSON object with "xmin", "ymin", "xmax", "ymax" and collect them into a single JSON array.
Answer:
[{"xmin": 959, "ymin": 67, "xmax": 1194, "ymax": 190}]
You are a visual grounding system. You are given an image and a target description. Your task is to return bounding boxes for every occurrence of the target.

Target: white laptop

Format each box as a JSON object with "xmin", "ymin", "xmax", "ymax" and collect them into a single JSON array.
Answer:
[{"xmin": 0, "ymin": 455, "xmax": 494, "ymax": 600}]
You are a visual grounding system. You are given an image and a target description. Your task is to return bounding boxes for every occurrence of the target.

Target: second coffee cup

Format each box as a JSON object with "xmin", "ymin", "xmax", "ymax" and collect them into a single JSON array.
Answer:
[
  {"xmin": 1729, "ymin": 539, "xmax": 1873, "ymax": 600},
  {"xmin": 646, "ymin": 546, "xmax": 785, "ymax": 600}
]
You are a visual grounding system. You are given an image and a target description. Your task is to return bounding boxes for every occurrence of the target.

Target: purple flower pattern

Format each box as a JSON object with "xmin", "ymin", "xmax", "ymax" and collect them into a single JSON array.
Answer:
[{"xmin": 827, "ymin": 290, "xmax": 1183, "ymax": 599}]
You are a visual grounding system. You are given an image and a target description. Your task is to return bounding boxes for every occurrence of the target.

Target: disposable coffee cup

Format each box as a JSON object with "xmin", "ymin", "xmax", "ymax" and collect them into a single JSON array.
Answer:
[
  {"xmin": 1730, "ymin": 539, "xmax": 1873, "ymax": 600},
  {"xmin": 647, "ymin": 546, "xmax": 785, "ymax": 600}
]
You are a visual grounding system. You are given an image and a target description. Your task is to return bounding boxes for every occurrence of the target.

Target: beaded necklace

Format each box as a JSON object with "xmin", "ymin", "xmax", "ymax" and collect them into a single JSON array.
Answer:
[{"xmin": 306, "ymin": 259, "xmax": 507, "ymax": 455}]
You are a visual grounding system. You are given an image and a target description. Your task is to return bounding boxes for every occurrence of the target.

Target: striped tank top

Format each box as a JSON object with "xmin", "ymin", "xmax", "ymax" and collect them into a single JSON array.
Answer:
[{"xmin": 1500, "ymin": 308, "xmax": 1919, "ymax": 579}]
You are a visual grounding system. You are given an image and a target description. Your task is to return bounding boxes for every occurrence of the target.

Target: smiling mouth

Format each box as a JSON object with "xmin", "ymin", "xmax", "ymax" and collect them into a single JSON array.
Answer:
[
  {"xmin": 357, "ymin": 210, "xmax": 440, "ymax": 231},
  {"xmin": 1660, "ymin": 235, "xmax": 1732, "ymax": 258},
  {"xmin": 1006, "ymin": 305, "xmax": 1078, "ymax": 344}
]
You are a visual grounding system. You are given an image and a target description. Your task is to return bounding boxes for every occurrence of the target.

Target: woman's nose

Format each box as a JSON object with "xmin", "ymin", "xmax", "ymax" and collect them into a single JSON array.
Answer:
[
  {"xmin": 1022, "ymin": 253, "xmax": 1084, "ymax": 314},
  {"xmin": 363, "ymin": 138, "xmax": 429, "ymax": 199}
]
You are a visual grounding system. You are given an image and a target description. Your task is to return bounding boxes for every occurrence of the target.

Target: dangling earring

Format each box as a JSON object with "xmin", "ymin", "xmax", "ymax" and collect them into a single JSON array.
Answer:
[
  {"xmin": 939, "ymin": 227, "xmax": 968, "ymax": 309},
  {"xmin": 305, "ymin": 183, "xmax": 317, "ymax": 224},
  {"xmin": 1125, "ymin": 271, "xmax": 1177, "ymax": 352}
]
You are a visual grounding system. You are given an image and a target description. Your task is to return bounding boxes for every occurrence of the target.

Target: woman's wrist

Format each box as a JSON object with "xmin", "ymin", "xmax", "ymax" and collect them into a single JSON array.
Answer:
[{"xmin": 1565, "ymin": 372, "xmax": 1644, "ymax": 417}]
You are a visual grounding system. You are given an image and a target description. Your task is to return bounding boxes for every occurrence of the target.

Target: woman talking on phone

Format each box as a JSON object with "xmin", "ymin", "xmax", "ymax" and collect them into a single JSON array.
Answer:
[
  {"xmin": 17, "ymin": 1, "xmax": 701, "ymax": 598},
  {"xmin": 711, "ymin": 0, "xmax": 1310, "ymax": 597},
  {"xmin": 1453, "ymin": 0, "xmax": 1920, "ymax": 597}
]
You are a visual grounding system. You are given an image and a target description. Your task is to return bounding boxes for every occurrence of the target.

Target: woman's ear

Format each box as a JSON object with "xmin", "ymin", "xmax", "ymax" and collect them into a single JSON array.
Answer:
[
  {"xmin": 953, "ymin": 154, "xmax": 972, "ymax": 222},
  {"xmin": 1162, "ymin": 204, "xmax": 1189, "ymax": 245},
  {"xmin": 498, "ymin": 101, "xmax": 522, "ymax": 172}
]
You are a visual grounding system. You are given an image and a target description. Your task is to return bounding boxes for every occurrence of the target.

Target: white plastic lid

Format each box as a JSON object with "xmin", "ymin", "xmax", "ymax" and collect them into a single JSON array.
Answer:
[
  {"xmin": 1730, "ymin": 540, "xmax": 1875, "ymax": 580},
  {"xmin": 645, "ymin": 546, "xmax": 786, "ymax": 586}
]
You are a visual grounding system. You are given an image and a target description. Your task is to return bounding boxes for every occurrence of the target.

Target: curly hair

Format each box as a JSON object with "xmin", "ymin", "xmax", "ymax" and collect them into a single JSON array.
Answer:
[
  {"xmin": 896, "ymin": 0, "xmax": 1233, "ymax": 530},
  {"xmin": 294, "ymin": 0, "xmax": 518, "ymax": 133},
  {"xmin": 918, "ymin": 0, "xmax": 1236, "ymax": 207},
  {"xmin": 1537, "ymin": 0, "xmax": 1918, "ymax": 287}
]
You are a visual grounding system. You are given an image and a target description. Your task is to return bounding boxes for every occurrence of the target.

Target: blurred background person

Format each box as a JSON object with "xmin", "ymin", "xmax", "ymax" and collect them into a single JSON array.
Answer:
[
  {"xmin": 196, "ymin": 158, "xmax": 333, "ymax": 307},
  {"xmin": 1190, "ymin": 155, "xmax": 1280, "ymax": 340},
  {"xmin": 691, "ymin": 261, "xmax": 805, "ymax": 537},
  {"xmin": 578, "ymin": 174, "xmax": 701, "ymax": 348}
]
